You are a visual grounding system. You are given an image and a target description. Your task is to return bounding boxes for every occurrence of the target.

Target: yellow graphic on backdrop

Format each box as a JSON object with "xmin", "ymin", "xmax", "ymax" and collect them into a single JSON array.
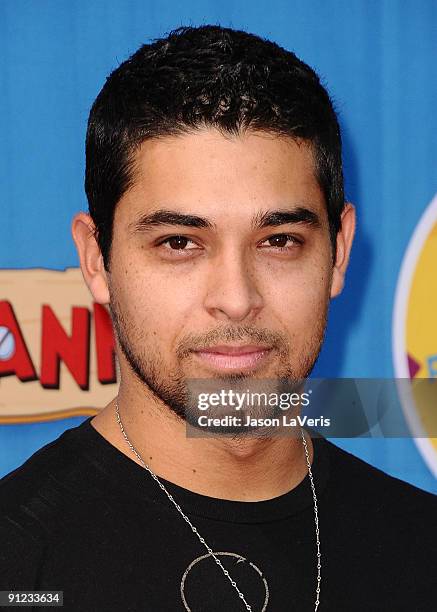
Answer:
[{"xmin": 393, "ymin": 194, "xmax": 437, "ymax": 478}]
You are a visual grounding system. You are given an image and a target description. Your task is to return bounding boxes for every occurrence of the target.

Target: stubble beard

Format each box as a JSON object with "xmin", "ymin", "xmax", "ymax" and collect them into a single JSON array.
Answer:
[{"xmin": 108, "ymin": 291, "xmax": 329, "ymax": 435}]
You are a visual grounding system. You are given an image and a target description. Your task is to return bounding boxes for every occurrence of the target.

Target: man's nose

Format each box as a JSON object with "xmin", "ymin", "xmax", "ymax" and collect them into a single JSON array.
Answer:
[{"xmin": 203, "ymin": 251, "xmax": 264, "ymax": 322}]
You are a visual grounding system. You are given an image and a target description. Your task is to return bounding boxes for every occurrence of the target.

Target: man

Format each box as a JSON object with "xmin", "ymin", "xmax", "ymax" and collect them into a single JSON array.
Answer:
[{"xmin": 0, "ymin": 24, "xmax": 435, "ymax": 612}]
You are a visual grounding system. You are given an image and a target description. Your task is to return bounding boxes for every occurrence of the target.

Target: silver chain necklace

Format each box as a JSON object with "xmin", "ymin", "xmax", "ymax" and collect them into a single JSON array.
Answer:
[{"xmin": 115, "ymin": 398, "xmax": 321, "ymax": 611}]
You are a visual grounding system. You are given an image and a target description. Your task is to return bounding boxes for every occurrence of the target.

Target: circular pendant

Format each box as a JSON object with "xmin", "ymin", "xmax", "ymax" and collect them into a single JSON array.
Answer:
[{"xmin": 180, "ymin": 551, "xmax": 269, "ymax": 611}]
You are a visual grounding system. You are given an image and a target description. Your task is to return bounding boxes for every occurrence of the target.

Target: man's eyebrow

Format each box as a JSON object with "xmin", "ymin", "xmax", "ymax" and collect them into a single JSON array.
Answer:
[
  {"xmin": 129, "ymin": 210, "xmax": 214, "ymax": 233},
  {"xmin": 129, "ymin": 206, "xmax": 321, "ymax": 233},
  {"xmin": 251, "ymin": 207, "xmax": 321, "ymax": 230}
]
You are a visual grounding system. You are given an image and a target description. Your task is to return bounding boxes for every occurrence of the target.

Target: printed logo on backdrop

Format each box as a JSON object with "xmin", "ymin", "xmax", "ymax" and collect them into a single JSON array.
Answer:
[
  {"xmin": 393, "ymin": 193, "xmax": 437, "ymax": 477},
  {"xmin": 0, "ymin": 268, "xmax": 118, "ymax": 423}
]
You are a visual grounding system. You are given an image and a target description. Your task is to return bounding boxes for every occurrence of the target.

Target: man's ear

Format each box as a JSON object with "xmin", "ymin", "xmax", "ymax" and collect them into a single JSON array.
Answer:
[
  {"xmin": 71, "ymin": 212, "xmax": 110, "ymax": 305},
  {"xmin": 330, "ymin": 203, "xmax": 356, "ymax": 298}
]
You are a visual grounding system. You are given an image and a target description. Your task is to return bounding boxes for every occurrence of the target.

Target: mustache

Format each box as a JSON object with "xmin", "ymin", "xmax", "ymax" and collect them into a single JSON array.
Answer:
[{"xmin": 176, "ymin": 326, "xmax": 290, "ymax": 358}]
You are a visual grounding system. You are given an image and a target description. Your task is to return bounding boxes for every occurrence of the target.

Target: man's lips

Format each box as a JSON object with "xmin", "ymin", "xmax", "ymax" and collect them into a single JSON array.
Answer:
[
  {"xmin": 195, "ymin": 344, "xmax": 272, "ymax": 355},
  {"xmin": 192, "ymin": 345, "xmax": 273, "ymax": 370}
]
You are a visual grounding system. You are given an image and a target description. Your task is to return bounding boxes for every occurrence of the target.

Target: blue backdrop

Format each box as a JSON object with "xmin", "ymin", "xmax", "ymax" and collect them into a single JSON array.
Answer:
[{"xmin": 1, "ymin": 0, "xmax": 436, "ymax": 494}]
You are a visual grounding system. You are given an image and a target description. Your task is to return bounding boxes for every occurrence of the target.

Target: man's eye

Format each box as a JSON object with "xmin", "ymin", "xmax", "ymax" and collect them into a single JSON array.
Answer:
[
  {"xmin": 158, "ymin": 236, "xmax": 199, "ymax": 251},
  {"xmin": 259, "ymin": 234, "xmax": 302, "ymax": 250}
]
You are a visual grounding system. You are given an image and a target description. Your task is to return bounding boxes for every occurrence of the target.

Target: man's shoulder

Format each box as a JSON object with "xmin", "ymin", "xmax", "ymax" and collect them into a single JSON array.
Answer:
[
  {"xmin": 0, "ymin": 427, "xmax": 82, "ymax": 587},
  {"xmin": 1, "ymin": 427, "xmax": 77, "ymax": 501},
  {"xmin": 321, "ymin": 439, "xmax": 437, "ymax": 604},
  {"xmin": 1, "ymin": 433, "xmax": 64, "ymax": 485},
  {"xmin": 323, "ymin": 437, "xmax": 437, "ymax": 514},
  {"xmin": 0, "ymin": 421, "xmax": 97, "ymax": 539}
]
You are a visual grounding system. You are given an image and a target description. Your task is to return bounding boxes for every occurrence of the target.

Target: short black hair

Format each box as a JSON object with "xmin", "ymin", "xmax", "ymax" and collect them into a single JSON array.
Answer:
[{"xmin": 85, "ymin": 24, "xmax": 344, "ymax": 270}]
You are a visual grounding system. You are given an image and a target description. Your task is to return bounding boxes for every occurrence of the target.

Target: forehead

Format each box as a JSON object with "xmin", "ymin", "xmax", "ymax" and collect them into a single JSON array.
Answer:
[{"xmin": 116, "ymin": 128, "xmax": 327, "ymax": 226}]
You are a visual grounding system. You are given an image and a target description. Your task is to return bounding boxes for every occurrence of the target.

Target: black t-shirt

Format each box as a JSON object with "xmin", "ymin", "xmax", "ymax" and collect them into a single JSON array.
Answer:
[{"xmin": 0, "ymin": 417, "xmax": 436, "ymax": 612}]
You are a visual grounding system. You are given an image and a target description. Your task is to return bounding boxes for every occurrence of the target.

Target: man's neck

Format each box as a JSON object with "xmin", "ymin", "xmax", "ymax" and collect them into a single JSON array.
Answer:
[{"xmin": 91, "ymin": 389, "xmax": 313, "ymax": 502}]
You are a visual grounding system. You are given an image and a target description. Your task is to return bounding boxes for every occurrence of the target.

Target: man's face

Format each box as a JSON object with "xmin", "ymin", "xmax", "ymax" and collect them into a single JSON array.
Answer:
[{"xmin": 105, "ymin": 128, "xmax": 336, "ymax": 419}]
